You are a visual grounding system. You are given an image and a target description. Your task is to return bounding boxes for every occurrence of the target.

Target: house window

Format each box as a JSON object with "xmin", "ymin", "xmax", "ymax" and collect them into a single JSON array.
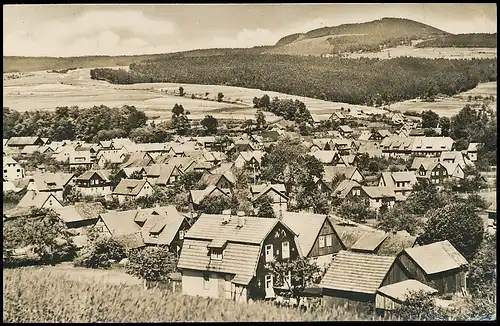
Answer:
[
  {"xmin": 282, "ymin": 241, "xmax": 290, "ymax": 259},
  {"xmin": 16, "ymin": 169, "xmax": 20, "ymax": 172},
  {"xmin": 326, "ymin": 234, "xmax": 333, "ymax": 247},
  {"xmin": 265, "ymin": 244, "xmax": 274, "ymax": 262},
  {"xmin": 179, "ymin": 230, "xmax": 185, "ymax": 240},
  {"xmin": 318, "ymin": 236, "xmax": 325, "ymax": 248},
  {"xmin": 265, "ymin": 274, "xmax": 273, "ymax": 290},
  {"xmin": 210, "ymin": 249, "xmax": 223, "ymax": 261},
  {"xmin": 3, "ymin": 169, "xmax": 6, "ymax": 173},
  {"xmin": 150, "ymin": 233, "xmax": 159, "ymax": 238},
  {"xmin": 203, "ymin": 273, "xmax": 210, "ymax": 290}
]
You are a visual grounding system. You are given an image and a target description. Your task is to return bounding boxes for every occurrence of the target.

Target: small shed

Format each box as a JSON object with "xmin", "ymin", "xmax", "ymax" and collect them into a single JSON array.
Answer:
[{"xmin": 375, "ymin": 279, "xmax": 438, "ymax": 312}]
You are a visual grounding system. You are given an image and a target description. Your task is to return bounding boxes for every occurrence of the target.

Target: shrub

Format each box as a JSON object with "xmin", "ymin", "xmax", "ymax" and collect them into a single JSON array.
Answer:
[
  {"xmin": 126, "ymin": 246, "xmax": 179, "ymax": 285},
  {"xmin": 74, "ymin": 236, "xmax": 126, "ymax": 269}
]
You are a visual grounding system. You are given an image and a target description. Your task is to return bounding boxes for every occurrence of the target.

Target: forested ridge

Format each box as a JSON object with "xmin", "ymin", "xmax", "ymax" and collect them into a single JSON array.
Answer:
[
  {"xmin": 416, "ymin": 33, "xmax": 497, "ymax": 48},
  {"xmin": 90, "ymin": 55, "xmax": 496, "ymax": 106}
]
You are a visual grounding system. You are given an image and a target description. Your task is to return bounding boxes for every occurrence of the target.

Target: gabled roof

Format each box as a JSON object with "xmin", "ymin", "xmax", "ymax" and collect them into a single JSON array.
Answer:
[
  {"xmin": 361, "ymin": 186, "xmax": 396, "ymax": 199},
  {"xmin": 251, "ymin": 184, "xmax": 289, "ymax": 202},
  {"xmin": 410, "ymin": 157, "xmax": 440, "ymax": 170},
  {"xmin": 403, "ymin": 240, "xmax": 468, "ymax": 275},
  {"xmin": 333, "ymin": 180, "xmax": 362, "ymax": 198},
  {"xmin": 97, "ymin": 151, "xmax": 125, "ymax": 164},
  {"xmin": 190, "ymin": 185, "xmax": 228, "ymax": 205},
  {"xmin": 112, "ymin": 179, "xmax": 150, "ymax": 196},
  {"xmin": 357, "ymin": 131, "xmax": 372, "ymax": 141},
  {"xmin": 351, "ymin": 233, "xmax": 388, "ymax": 253},
  {"xmin": 323, "ymin": 166, "xmax": 360, "ymax": 182},
  {"xmin": 467, "ymin": 143, "xmax": 482, "ymax": 152},
  {"xmin": 282, "ymin": 212, "xmax": 338, "ymax": 257},
  {"xmin": 55, "ymin": 202, "xmax": 106, "ymax": 223},
  {"xmin": 69, "ymin": 151, "xmax": 93, "ymax": 165},
  {"xmin": 250, "ymin": 183, "xmax": 286, "ymax": 195},
  {"xmin": 411, "ymin": 137, "xmax": 454, "ymax": 152},
  {"xmin": 3, "ymin": 156, "xmax": 19, "ymax": 166},
  {"xmin": 6, "ymin": 136, "xmax": 42, "ymax": 146},
  {"xmin": 121, "ymin": 152, "xmax": 154, "ymax": 168},
  {"xmin": 310, "ymin": 150, "xmax": 339, "ymax": 164},
  {"xmin": 376, "ymin": 231, "xmax": 417, "ymax": 256},
  {"xmin": 98, "ymin": 210, "xmax": 142, "ymax": 236},
  {"xmin": 28, "ymin": 172, "xmax": 74, "ymax": 191},
  {"xmin": 76, "ymin": 170, "xmax": 111, "ymax": 182},
  {"xmin": 338, "ymin": 125, "xmax": 353, "ymax": 133},
  {"xmin": 17, "ymin": 191, "xmax": 62, "ymax": 208},
  {"xmin": 377, "ymin": 279, "xmax": 437, "ymax": 303},
  {"xmin": 238, "ymin": 151, "xmax": 265, "ymax": 164},
  {"xmin": 320, "ymin": 250, "xmax": 396, "ymax": 294},
  {"xmin": 21, "ymin": 145, "xmax": 42, "ymax": 155},
  {"xmin": 141, "ymin": 205, "xmax": 186, "ymax": 246},
  {"xmin": 198, "ymin": 173, "xmax": 234, "ymax": 188}
]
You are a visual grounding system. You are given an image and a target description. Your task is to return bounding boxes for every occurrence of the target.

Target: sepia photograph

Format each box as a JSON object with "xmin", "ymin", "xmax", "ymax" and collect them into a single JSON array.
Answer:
[{"xmin": 3, "ymin": 3, "xmax": 497, "ymax": 322}]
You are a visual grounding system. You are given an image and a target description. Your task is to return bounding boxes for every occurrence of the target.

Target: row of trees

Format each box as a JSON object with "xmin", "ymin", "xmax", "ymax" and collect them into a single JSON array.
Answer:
[
  {"xmin": 415, "ymin": 33, "xmax": 497, "ymax": 48},
  {"xmin": 3, "ymin": 105, "xmax": 148, "ymax": 142},
  {"xmin": 89, "ymin": 56, "xmax": 496, "ymax": 107}
]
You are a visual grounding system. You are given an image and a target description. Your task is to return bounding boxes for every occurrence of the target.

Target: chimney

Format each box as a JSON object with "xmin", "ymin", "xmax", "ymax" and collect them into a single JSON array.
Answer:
[
  {"xmin": 237, "ymin": 211, "xmax": 245, "ymax": 217},
  {"xmin": 237, "ymin": 215, "xmax": 246, "ymax": 227},
  {"xmin": 222, "ymin": 209, "xmax": 231, "ymax": 225},
  {"xmin": 222, "ymin": 209, "xmax": 231, "ymax": 215}
]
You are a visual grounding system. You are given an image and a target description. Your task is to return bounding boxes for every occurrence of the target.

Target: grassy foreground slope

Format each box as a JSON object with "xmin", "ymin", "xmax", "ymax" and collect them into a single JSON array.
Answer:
[{"xmin": 3, "ymin": 268, "xmax": 379, "ymax": 322}]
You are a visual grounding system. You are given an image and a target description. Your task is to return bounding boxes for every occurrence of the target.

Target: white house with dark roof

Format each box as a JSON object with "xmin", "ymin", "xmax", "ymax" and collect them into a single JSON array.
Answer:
[
  {"xmin": 337, "ymin": 125, "xmax": 354, "ymax": 138},
  {"xmin": 178, "ymin": 213, "xmax": 300, "ymax": 302},
  {"xmin": 25, "ymin": 172, "xmax": 74, "ymax": 201},
  {"xmin": 466, "ymin": 143, "xmax": 482, "ymax": 162},
  {"xmin": 378, "ymin": 172, "xmax": 418, "ymax": 197},
  {"xmin": 112, "ymin": 179, "xmax": 154, "ymax": 204}
]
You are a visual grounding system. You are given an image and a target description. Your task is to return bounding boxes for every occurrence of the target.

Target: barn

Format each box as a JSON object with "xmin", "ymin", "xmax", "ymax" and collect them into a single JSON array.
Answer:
[
  {"xmin": 375, "ymin": 279, "xmax": 438, "ymax": 314},
  {"xmin": 320, "ymin": 250, "xmax": 410, "ymax": 312},
  {"xmin": 396, "ymin": 240, "xmax": 468, "ymax": 295}
]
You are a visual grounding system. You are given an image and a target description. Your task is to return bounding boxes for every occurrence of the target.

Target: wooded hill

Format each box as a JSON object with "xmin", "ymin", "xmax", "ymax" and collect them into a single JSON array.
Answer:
[{"xmin": 415, "ymin": 33, "xmax": 497, "ymax": 48}]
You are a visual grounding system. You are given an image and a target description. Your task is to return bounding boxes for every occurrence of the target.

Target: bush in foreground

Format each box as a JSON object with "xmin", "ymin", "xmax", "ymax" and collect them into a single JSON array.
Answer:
[{"xmin": 3, "ymin": 268, "xmax": 381, "ymax": 322}]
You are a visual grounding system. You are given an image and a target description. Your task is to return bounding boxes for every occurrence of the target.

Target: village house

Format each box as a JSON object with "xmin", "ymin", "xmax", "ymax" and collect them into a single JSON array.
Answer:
[
  {"xmin": 396, "ymin": 240, "xmax": 469, "ymax": 295},
  {"xmin": 75, "ymin": 170, "xmax": 113, "ymax": 197},
  {"xmin": 320, "ymin": 250, "xmax": 410, "ymax": 311},
  {"xmin": 3, "ymin": 156, "xmax": 25, "ymax": 181},
  {"xmin": 234, "ymin": 151, "xmax": 265, "ymax": 170},
  {"xmin": 5, "ymin": 136, "xmax": 44, "ymax": 148},
  {"xmin": 189, "ymin": 185, "xmax": 230, "ymax": 211},
  {"xmin": 361, "ymin": 186, "xmax": 397, "ymax": 210},
  {"xmin": 69, "ymin": 151, "xmax": 94, "ymax": 170},
  {"xmin": 370, "ymin": 129, "xmax": 393, "ymax": 141},
  {"xmin": 20, "ymin": 145, "xmax": 42, "ymax": 155},
  {"xmin": 112, "ymin": 179, "xmax": 154, "ymax": 204},
  {"xmin": 318, "ymin": 166, "xmax": 364, "ymax": 193},
  {"xmin": 309, "ymin": 150, "xmax": 344, "ymax": 166},
  {"xmin": 251, "ymin": 184, "xmax": 289, "ymax": 217},
  {"xmin": 159, "ymin": 156, "xmax": 197, "ymax": 172},
  {"xmin": 380, "ymin": 137, "xmax": 414, "ymax": 158},
  {"xmin": 198, "ymin": 172, "xmax": 235, "ymax": 191},
  {"xmin": 332, "ymin": 180, "xmax": 364, "ymax": 199},
  {"xmin": 337, "ymin": 125, "xmax": 354, "ymax": 138},
  {"xmin": 390, "ymin": 113, "xmax": 405, "ymax": 126},
  {"xmin": 281, "ymin": 212, "xmax": 345, "ymax": 269},
  {"xmin": 415, "ymin": 161, "xmax": 463, "ymax": 186},
  {"xmin": 96, "ymin": 151, "xmax": 127, "ymax": 169},
  {"xmin": 439, "ymin": 151, "xmax": 473, "ymax": 169},
  {"xmin": 350, "ymin": 232, "xmax": 390, "ymax": 255},
  {"xmin": 329, "ymin": 111, "xmax": 347, "ymax": 124},
  {"xmin": 177, "ymin": 213, "xmax": 300, "ymax": 302},
  {"xmin": 466, "ymin": 143, "xmax": 482, "ymax": 162},
  {"xmin": 410, "ymin": 137, "xmax": 455, "ymax": 157},
  {"xmin": 54, "ymin": 202, "xmax": 107, "ymax": 233},
  {"xmin": 378, "ymin": 172, "xmax": 418, "ymax": 197},
  {"xmin": 143, "ymin": 163, "xmax": 184, "ymax": 187},
  {"xmin": 121, "ymin": 152, "xmax": 155, "ymax": 168},
  {"xmin": 26, "ymin": 172, "xmax": 74, "ymax": 201},
  {"xmin": 17, "ymin": 191, "xmax": 63, "ymax": 209}
]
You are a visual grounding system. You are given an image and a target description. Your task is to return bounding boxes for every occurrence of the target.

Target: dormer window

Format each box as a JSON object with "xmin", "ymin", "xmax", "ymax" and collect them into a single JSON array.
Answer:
[
  {"xmin": 210, "ymin": 249, "xmax": 223, "ymax": 261},
  {"xmin": 208, "ymin": 239, "xmax": 226, "ymax": 261}
]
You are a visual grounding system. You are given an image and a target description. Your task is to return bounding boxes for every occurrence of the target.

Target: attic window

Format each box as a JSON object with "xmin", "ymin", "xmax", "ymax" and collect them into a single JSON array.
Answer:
[
  {"xmin": 210, "ymin": 248, "xmax": 223, "ymax": 261},
  {"xmin": 426, "ymin": 146, "xmax": 432, "ymax": 149},
  {"xmin": 440, "ymin": 145, "xmax": 446, "ymax": 149}
]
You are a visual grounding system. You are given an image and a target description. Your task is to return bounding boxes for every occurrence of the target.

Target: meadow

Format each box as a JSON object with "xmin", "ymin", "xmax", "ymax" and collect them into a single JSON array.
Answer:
[
  {"xmin": 3, "ymin": 267, "xmax": 382, "ymax": 322},
  {"xmin": 389, "ymin": 82, "xmax": 497, "ymax": 118},
  {"xmin": 346, "ymin": 46, "xmax": 497, "ymax": 60},
  {"xmin": 3, "ymin": 67, "xmax": 384, "ymax": 120}
]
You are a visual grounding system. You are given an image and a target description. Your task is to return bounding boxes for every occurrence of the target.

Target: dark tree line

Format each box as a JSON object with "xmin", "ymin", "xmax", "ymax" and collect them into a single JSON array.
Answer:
[
  {"xmin": 3, "ymin": 105, "xmax": 148, "ymax": 142},
  {"xmin": 416, "ymin": 33, "xmax": 497, "ymax": 48},
  {"xmin": 90, "ymin": 56, "xmax": 496, "ymax": 107}
]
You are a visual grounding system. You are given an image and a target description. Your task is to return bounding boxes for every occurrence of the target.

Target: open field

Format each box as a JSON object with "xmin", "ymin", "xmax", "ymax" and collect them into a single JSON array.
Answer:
[
  {"xmin": 389, "ymin": 82, "xmax": 497, "ymax": 118},
  {"xmin": 3, "ymin": 67, "xmax": 387, "ymax": 120},
  {"xmin": 346, "ymin": 46, "xmax": 497, "ymax": 60},
  {"xmin": 3, "ymin": 267, "xmax": 380, "ymax": 322}
]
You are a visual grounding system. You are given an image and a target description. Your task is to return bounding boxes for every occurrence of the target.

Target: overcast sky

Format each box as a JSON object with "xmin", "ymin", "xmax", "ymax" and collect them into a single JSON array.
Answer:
[{"xmin": 3, "ymin": 4, "xmax": 497, "ymax": 57}]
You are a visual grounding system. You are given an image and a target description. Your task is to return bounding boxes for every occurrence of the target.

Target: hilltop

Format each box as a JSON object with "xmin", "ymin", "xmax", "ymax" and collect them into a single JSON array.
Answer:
[{"xmin": 267, "ymin": 17, "xmax": 449, "ymax": 56}]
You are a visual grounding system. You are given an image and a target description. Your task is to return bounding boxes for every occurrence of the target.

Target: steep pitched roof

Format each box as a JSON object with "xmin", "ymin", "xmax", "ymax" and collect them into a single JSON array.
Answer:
[
  {"xmin": 351, "ymin": 233, "xmax": 388, "ymax": 253},
  {"xmin": 282, "ymin": 212, "xmax": 337, "ymax": 257},
  {"xmin": 410, "ymin": 157, "xmax": 440, "ymax": 170},
  {"xmin": 76, "ymin": 170, "xmax": 111, "ymax": 182},
  {"xmin": 467, "ymin": 143, "xmax": 482, "ymax": 152},
  {"xmin": 6, "ymin": 137, "xmax": 42, "ymax": 146},
  {"xmin": 338, "ymin": 125, "xmax": 353, "ymax": 133},
  {"xmin": 238, "ymin": 151, "xmax": 265, "ymax": 164},
  {"xmin": 252, "ymin": 184, "xmax": 289, "ymax": 202},
  {"xmin": 28, "ymin": 172, "xmax": 74, "ymax": 191},
  {"xmin": 411, "ymin": 137, "xmax": 455, "ymax": 152},
  {"xmin": 376, "ymin": 231, "xmax": 417, "ymax": 256},
  {"xmin": 140, "ymin": 206, "xmax": 186, "ymax": 246},
  {"xmin": 190, "ymin": 185, "xmax": 228, "ymax": 205},
  {"xmin": 320, "ymin": 250, "xmax": 396, "ymax": 294},
  {"xmin": 333, "ymin": 180, "xmax": 362, "ymax": 198},
  {"xmin": 112, "ymin": 179, "xmax": 150, "ymax": 196},
  {"xmin": 98, "ymin": 210, "xmax": 142, "ymax": 236},
  {"xmin": 198, "ymin": 173, "xmax": 233, "ymax": 188},
  {"xmin": 310, "ymin": 150, "xmax": 339, "ymax": 164},
  {"xmin": 17, "ymin": 191, "xmax": 61, "ymax": 208},
  {"xmin": 323, "ymin": 166, "xmax": 359, "ymax": 182},
  {"xmin": 362, "ymin": 186, "xmax": 396, "ymax": 199},
  {"xmin": 54, "ymin": 202, "xmax": 105, "ymax": 224},
  {"xmin": 403, "ymin": 240, "xmax": 468, "ymax": 275}
]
